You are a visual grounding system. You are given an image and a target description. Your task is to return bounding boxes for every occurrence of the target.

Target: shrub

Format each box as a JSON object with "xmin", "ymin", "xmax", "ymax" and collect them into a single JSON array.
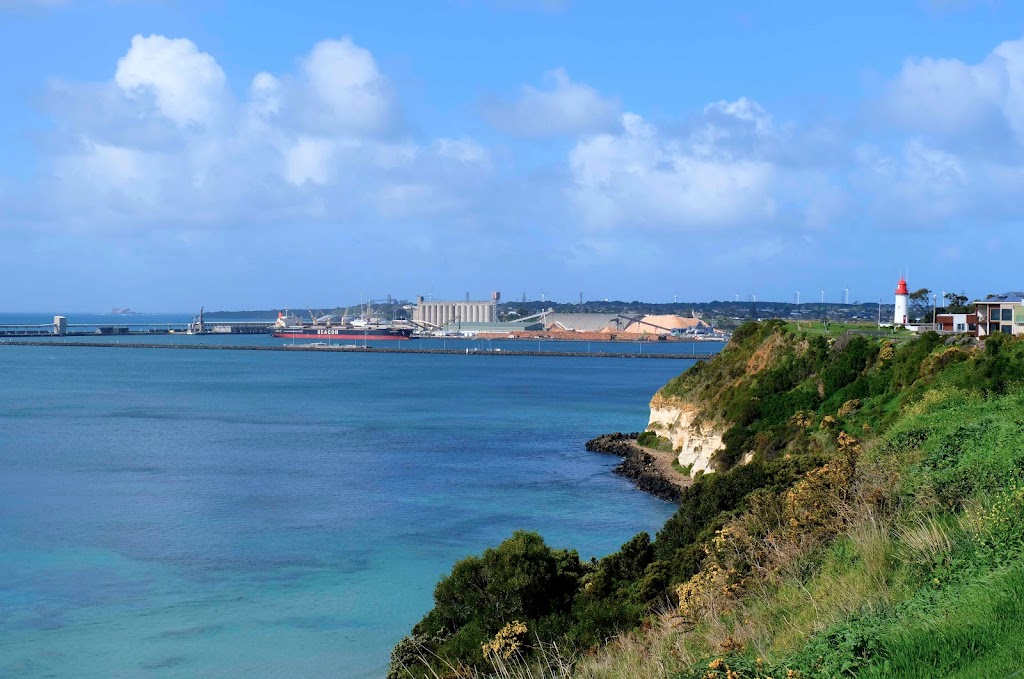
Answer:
[
  {"xmin": 822, "ymin": 336, "xmax": 876, "ymax": 397},
  {"xmin": 656, "ymin": 462, "xmax": 775, "ymax": 563},
  {"xmin": 637, "ymin": 430, "xmax": 673, "ymax": 451},
  {"xmin": 400, "ymin": 531, "xmax": 585, "ymax": 676}
]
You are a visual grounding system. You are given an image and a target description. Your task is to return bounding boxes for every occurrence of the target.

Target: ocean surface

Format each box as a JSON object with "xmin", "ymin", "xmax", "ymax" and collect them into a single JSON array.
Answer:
[{"xmin": 0, "ymin": 335, "xmax": 706, "ymax": 678}]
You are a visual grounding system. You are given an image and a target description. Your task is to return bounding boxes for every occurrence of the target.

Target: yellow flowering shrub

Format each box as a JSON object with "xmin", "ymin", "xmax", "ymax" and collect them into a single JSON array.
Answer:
[
  {"xmin": 878, "ymin": 342, "xmax": 894, "ymax": 362},
  {"xmin": 838, "ymin": 399, "xmax": 862, "ymax": 417},
  {"xmin": 481, "ymin": 620, "xmax": 528, "ymax": 663}
]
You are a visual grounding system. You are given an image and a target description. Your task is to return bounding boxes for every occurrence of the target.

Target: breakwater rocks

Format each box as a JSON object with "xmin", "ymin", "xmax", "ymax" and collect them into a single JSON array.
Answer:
[
  {"xmin": 585, "ymin": 433, "xmax": 682, "ymax": 503},
  {"xmin": 0, "ymin": 341, "xmax": 709, "ymax": 360}
]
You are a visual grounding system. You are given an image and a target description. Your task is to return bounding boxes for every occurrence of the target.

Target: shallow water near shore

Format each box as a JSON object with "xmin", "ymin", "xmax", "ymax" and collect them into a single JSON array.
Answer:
[{"xmin": 0, "ymin": 345, "xmax": 697, "ymax": 678}]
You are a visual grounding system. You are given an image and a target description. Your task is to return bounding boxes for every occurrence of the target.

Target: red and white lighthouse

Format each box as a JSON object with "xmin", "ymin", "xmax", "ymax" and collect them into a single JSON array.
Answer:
[{"xmin": 894, "ymin": 277, "xmax": 909, "ymax": 326}]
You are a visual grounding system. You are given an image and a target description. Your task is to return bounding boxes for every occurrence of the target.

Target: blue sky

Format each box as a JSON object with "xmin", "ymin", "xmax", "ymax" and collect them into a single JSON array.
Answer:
[{"xmin": 2, "ymin": 0, "xmax": 1024, "ymax": 311}]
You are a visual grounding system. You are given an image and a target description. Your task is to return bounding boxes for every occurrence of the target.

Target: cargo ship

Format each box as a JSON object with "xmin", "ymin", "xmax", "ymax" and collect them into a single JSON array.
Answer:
[{"xmin": 271, "ymin": 310, "xmax": 414, "ymax": 341}]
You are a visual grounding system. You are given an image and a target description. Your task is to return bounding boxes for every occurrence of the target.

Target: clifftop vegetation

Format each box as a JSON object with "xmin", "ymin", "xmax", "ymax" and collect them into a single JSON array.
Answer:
[{"xmin": 391, "ymin": 322, "xmax": 1024, "ymax": 678}]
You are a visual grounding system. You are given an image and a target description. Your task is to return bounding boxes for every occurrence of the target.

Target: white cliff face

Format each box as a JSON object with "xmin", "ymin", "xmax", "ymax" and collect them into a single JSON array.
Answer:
[{"xmin": 646, "ymin": 395, "xmax": 724, "ymax": 476}]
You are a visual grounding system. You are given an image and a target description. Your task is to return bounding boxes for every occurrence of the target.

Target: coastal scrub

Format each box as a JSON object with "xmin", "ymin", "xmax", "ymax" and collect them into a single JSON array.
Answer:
[{"xmin": 391, "ymin": 323, "xmax": 1024, "ymax": 678}]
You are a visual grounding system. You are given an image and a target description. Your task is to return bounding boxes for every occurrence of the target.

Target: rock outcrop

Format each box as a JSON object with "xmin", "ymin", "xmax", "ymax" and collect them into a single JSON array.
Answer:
[
  {"xmin": 585, "ymin": 433, "xmax": 682, "ymax": 502},
  {"xmin": 646, "ymin": 394, "xmax": 725, "ymax": 476}
]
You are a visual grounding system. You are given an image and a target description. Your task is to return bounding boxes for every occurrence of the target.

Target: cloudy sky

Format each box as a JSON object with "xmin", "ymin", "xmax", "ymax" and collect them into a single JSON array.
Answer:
[{"xmin": 2, "ymin": 0, "xmax": 1023, "ymax": 311}]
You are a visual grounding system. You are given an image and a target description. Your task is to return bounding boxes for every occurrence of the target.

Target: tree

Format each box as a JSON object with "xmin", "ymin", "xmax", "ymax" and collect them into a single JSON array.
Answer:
[
  {"xmin": 397, "ymin": 530, "xmax": 586, "ymax": 677},
  {"xmin": 944, "ymin": 292, "xmax": 974, "ymax": 314},
  {"xmin": 909, "ymin": 288, "xmax": 934, "ymax": 322}
]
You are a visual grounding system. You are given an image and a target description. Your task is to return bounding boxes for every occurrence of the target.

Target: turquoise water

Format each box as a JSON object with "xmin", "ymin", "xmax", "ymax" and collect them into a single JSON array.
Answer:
[{"xmin": 0, "ymin": 344, "xmax": 696, "ymax": 678}]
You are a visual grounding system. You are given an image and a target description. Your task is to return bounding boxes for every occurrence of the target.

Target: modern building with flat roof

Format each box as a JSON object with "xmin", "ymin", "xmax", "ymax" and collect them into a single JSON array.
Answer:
[
  {"xmin": 935, "ymin": 312, "xmax": 978, "ymax": 334},
  {"xmin": 972, "ymin": 292, "xmax": 1024, "ymax": 337}
]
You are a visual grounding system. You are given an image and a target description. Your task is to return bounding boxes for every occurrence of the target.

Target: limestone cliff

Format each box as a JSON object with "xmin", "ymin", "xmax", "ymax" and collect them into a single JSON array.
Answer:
[{"xmin": 646, "ymin": 393, "xmax": 724, "ymax": 475}]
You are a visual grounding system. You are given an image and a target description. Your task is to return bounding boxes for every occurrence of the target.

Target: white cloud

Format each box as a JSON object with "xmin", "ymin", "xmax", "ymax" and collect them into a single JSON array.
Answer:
[
  {"xmin": 284, "ymin": 137, "xmax": 335, "ymax": 186},
  {"xmin": 248, "ymin": 72, "xmax": 282, "ymax": 118},
  {"xmin": 483, "ymin": 68, "xmax": 620, "ymax": 137},
  {"xmin": 292, "ymin": 37, "xmax": 398, "ymax": 136},
  {"xmin": 879, "ymin": 36, "xmax": 1024, "ymax": 150},
  {"xmin": 567, "ymin": 105, "xmax": 801, "ymax": 232},
  {"xmin": 854, "ymin": 140, "xmax": 967, "ymax": 223},
  {"xmin": 857, "ymin": 37, "xmax": 1024, "ymax": 226},
  {"xmin": 22, "ymin": 34, "xmax": 491, "ymax": 234},
  {"xmin": 115, "ymin": 34, "xmax": 227, "ymax": 128},
  {"xmin": 433, "ymin": 137, "xmax": 490, "ymax": 166},
  {"xmin": 853, "ymin": 139, "xmax": 1024, "ymax": 226},
  {"xmin": 22, "ymin": 29, "xmax": 1024, "ymax": 255},
  {"xmin": 565, "ymin": 99, "xmax": 856, "ymax": 236}
]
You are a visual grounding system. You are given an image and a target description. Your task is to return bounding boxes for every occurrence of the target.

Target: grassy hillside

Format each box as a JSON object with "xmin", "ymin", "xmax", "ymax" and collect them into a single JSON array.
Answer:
[{"xmin": 390, "ymin": 322, "xmax": 1024, "ymax": 678}]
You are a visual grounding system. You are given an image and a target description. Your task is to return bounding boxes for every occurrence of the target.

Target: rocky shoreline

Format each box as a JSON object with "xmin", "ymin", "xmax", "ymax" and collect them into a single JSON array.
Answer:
[{"xmin": 585, "ymin": 433, "xmax": 684, "ymax": 503}]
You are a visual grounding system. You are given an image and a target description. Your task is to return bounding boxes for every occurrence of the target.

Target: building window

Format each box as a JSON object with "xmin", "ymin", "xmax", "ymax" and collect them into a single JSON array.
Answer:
[
  {"xmin": 969, "ymin": 324, "xmax": 977, "ymax": 331},
  {"xmin": 1003, "ymin": 325, "xmax": 1014, "ymax": 334},
  {"xmin": 1003, "ymin": 308, "xmax": 1014, "ymax": 321},
  {"xmin": 956, "ymin": 323, "xmax": 965, "ymax": 331}
]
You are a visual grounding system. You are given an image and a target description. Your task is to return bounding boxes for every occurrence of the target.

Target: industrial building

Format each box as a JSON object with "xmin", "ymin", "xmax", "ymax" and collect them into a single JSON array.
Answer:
[
  {"xmin": 413, "ymin": 293, "xmax": 499, "ymax": 328},
  {"xmin": 544, "ymin": 313, "xmax": 711, "ymax": 336}
]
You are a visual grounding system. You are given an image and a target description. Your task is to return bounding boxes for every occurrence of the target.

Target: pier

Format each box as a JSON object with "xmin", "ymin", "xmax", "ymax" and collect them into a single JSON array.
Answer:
[
  {"xmin": 0, "ymin": 314, "xmax": 275, "ymax": 338},
  {"xmin": 0, "ymin": 341, "xmax": 713, "ymax": 360}
]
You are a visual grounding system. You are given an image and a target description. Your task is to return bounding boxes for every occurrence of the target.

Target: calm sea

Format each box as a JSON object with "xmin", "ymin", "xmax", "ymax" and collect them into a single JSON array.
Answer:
[{"xmin": 0, "ymin": 336, "xmax": 701, "ymax": 678}]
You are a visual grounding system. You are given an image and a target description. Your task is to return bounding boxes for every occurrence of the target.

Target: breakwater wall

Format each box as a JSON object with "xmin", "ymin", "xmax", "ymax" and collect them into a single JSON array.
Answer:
[{"xmin": 0, "ymin": 341, "xmax": 712, "ymax": 360}]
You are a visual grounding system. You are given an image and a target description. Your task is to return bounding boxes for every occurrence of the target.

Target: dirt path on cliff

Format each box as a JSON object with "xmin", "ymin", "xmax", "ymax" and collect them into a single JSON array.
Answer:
[{"xmin": 636, "ymin": 445, "xmax": 693, "ymax": 491}]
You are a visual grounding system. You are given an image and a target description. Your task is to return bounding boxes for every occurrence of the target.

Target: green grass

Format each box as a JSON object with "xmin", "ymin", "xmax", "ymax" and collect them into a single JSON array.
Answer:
[
  {"xmin": 783, "ymin": 321, "xmax": 915, "ymax": 338},
  {"xmin": 637, "ymin": 430, "xmax": 675, "ymax": 453},
  {"xmin": 671, "ymin": 459, "xmax": 693, "ymax": 476},
  {"xmin": 668, "ymin": 382, "xmax": 1024, "ymax": 678},
  {"xmin": 784, "ymin": 321, "xmax": 879, "ymax": 335},
  {"xmin": 860, "ymin": 562, "xmax": 1024, "ymax": 678}
]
